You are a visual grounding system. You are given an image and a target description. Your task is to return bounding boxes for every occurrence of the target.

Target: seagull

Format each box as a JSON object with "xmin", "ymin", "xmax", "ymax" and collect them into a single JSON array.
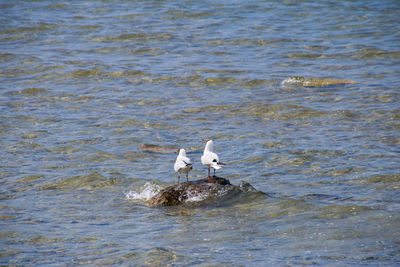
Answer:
[
  {"xmin": 201, "ymin": 139, "xmax": 225, "ymax": 179},
  {"xmin": 174, "ymin": 148, "xmax": 193, "ymax": 183}
]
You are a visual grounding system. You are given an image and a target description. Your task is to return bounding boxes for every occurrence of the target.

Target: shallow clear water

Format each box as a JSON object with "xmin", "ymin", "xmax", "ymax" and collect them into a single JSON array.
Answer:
[{"xmin": 1, "ymin": 0, "xmax": 400, "ymax": 265}]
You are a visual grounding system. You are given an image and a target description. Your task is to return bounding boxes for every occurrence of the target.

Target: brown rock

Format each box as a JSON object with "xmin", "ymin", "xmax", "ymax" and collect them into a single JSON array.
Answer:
[
  {"xmin": 147, "ymin": 177, "xmax": 231, "ymax": 207},
  {"xmin": 302, "ymin": 78, "xmax": 356, "ymax": 87}
]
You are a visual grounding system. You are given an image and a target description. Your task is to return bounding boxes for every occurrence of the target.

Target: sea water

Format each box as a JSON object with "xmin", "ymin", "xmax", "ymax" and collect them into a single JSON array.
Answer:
[{"xmin": 1, "ymin": 0, "xmax": 399, "ymax": 265}]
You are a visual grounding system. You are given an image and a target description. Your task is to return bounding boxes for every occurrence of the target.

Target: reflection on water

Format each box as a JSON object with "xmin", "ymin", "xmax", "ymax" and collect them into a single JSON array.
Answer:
[{"xmin": 1, "ymin": 0, "xmax": 400, "ymax": 265}]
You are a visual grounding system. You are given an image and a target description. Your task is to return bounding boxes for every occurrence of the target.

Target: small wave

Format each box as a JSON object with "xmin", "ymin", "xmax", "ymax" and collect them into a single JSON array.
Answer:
[{"xmin": 125, "ymin": 182, "xmax": 163, "ymax": 201}]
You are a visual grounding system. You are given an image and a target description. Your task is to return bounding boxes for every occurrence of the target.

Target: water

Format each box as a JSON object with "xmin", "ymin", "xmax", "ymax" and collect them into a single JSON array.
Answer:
[{"xmin": 1, "ymin": 0, "xmax": 399, "ymax": 265}]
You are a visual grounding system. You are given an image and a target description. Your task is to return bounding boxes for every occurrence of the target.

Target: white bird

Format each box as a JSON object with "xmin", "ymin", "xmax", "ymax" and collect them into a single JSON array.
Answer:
[
  {"xmin": 201, "ymin": 139, "xmax": 225, "ymax": 178},
  {"xmin": 174, "ymin": 148, "xmax": 193, "ymax": 183}
]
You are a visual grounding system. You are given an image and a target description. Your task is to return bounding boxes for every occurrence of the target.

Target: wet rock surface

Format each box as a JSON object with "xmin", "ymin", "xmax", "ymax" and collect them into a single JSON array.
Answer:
[{"xmin": 147, "ymin": 177, "xmax": 232, "ymax": 207}]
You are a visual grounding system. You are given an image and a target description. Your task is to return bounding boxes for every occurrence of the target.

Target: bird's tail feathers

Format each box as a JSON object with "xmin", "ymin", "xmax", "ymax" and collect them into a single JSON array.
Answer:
[
  {"xmin": 212, "ymin": 164, "xmax": 222, "ymax": 169},
  {"xmin": 182, "ymin": 160, "xmax": 192, "ymax": 167}
]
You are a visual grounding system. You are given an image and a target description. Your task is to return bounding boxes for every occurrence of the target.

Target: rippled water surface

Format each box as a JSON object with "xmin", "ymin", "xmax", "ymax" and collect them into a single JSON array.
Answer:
[{"xmin": 1, "ymin": 0, "xmax": 400, "ymax": 265}]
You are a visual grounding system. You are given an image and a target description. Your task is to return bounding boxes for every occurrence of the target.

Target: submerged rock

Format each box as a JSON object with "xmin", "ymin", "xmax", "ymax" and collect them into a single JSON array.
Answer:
[
  {"xmin": 138, "ymin": 143, "xmax": 178, "ymax": 154},
  {"xmin": 147, "ymin": 177, "xmax": 248, "ymax": 207},
  {"xmin": 282, "ymin": 76, "xmax": 356, "ymax": 87},
  {"xmin": 39, "ymin": 172, "xmax": 116, "ymax": 190}
]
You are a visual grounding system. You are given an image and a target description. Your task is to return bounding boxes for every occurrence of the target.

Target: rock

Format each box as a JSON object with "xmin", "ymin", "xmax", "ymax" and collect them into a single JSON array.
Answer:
[
  {"xmin": 138, "ymin": 143, "xmax": 178, "ymax": 154},
  {"xmin": 282, "ymin": 76, "xmax": 356, "ymax": 87},
  {"xmin": 147, "ymin": 177, "xmax": 232, "ymax": 207}
]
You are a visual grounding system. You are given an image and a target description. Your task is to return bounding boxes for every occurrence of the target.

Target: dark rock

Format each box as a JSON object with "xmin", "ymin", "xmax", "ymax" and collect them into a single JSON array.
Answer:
[{"xmin": 147, "ymin": 177, "xmax": 231, "ymax": 207}]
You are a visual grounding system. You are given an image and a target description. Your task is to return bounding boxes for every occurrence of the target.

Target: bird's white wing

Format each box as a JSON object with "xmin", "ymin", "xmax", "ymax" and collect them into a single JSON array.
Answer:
[
  {"xmin": 174, "ymin": 158, "xmax": 185, "ymax": 172},
  {"xmin": 174, "ymin": 156, "xmax": 192, "ymax": 172},
  {"xmin": 202, "ymin": 151, "xmax": 222, "ymax": 168},
  {"xmin": 181, "ymin": 156, "xmax": 192, "ymax": 165}
]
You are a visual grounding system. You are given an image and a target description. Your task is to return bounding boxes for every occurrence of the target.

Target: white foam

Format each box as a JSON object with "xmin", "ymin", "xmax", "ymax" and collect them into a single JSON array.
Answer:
[
  {"xmin": 185, "ymin": 191, "xmax": 208, "ymax": 202},
  {"xmin": 281, "ymin": 77, "xmax": 302, "ymax": 86},
  {"xmin": 125, "ymin": 181, "xmax": 163, "ymax": 201}
]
